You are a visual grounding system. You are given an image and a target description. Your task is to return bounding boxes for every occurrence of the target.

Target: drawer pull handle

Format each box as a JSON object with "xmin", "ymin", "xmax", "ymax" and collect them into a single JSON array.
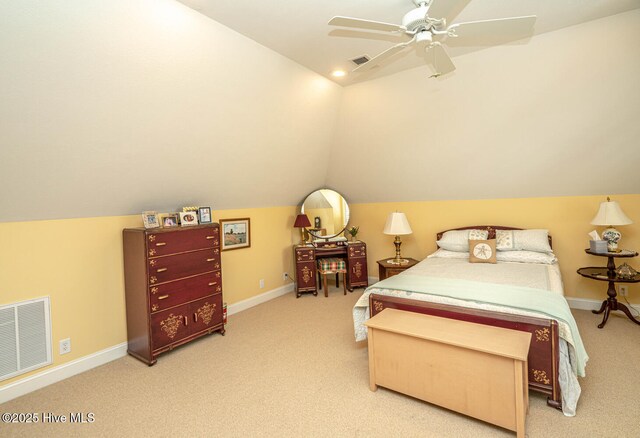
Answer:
[
  {"xmin": 157, "ymin": 268, "xmax": 168, "ymax": 273},
  {"xmin": 194, "ymin": 312, "xmax": 198, "ymax": 322},
  {"xmin": 158, "ymin": 295, "xmax": 169, "ymax": 300},
  {"xmin": 208, "ymin": 282, "xmax": 216, "ymax": 286},
  {"xmin": 207, "ymin": 258, "xmax": 215, "ymax": 262},
  {"xmin": 155, "ymin": 242, "xmax": 167, "ymax": 247},
  {"xmin": 184, "ymin": 316, "xmax": 188, "ymax": 326},
  {"xmin": 206, "ymin": 236, "xmax": 216, "ymax": 240}
]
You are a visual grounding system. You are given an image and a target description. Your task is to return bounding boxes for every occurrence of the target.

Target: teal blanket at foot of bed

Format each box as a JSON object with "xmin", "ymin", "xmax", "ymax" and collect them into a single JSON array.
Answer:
[{"xmin": 371, "ymin": 274, "xmax": 589, "ymax": 377}]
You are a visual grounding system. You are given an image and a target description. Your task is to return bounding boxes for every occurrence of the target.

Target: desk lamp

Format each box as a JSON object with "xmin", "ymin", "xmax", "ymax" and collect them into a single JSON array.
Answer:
[
  {"xmin": 294, "ymin": 214, "xmax": 312, "ymax": 246},
  {"xmin": 383, "ymin": 212, "xmax": 413, "ymax": 265},
  {"xmin": 590, "ymin": 197, "xmax": 632, "ymax": 252}
]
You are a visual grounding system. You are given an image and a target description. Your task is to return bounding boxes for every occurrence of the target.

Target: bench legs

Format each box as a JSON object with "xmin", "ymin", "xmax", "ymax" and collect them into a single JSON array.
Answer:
[{"xmin": 320, "ymin": 271, "xmax": 347, "ymax": 297}]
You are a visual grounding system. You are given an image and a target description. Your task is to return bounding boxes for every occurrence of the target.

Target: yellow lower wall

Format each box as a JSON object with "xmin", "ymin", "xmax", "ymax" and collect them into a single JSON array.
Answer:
[
  {"xmin": 348, "ymin": 194, "xmax": 640, "ymax": 301},
  {"xmin": 2, "ymin": 194, "xmax": 638, "ymax": 389},
  {"xmin": 0, "ymin": 206, "xmax": 298, "ymax": 387}
]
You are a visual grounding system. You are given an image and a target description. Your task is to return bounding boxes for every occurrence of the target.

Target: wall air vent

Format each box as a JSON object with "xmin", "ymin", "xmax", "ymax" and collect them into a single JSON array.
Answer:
[
  {"xmin": 351, "ymin": 55, "xmax": 370, "ymax": 66},
  {"xmin": 0, "ymin": 297, "xmax": 52, "ymax": 381}
]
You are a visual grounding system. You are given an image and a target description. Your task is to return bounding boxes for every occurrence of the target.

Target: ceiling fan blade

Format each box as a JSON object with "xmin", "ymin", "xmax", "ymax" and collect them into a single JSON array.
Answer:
[
  {"xmin": 426, "ymin": 43, "xmax": 456, "ymax": 76},
  {"xmin": 354, "ymin": 38, "xmax": 416, "ymax": 72},
  {"xmin": 428, "ymin": 0, "xmax": 472, "ymax": 25},
  {"xmin": 448, "ymin": 16, "xmax": 536, "ymax": 46},
  {"xmin": 328, "ymin": 16, "xmax": 406, "ymax": 33}
]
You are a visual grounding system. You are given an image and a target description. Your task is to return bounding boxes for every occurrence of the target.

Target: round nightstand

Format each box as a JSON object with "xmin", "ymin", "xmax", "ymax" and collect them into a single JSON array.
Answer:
[{"xmin": 578, "ymin": 249, "xmax": 639, "ymax": 328}]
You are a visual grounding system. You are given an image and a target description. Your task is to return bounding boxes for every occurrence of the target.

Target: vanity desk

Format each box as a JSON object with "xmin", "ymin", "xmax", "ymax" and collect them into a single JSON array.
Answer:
[
  {"xmin": 294, "ymin": 241, "xmax": 368, "ymax": 297},
  {"xmin": 294, "ymin": 188, "xmax": 368, "ymax": 298}
]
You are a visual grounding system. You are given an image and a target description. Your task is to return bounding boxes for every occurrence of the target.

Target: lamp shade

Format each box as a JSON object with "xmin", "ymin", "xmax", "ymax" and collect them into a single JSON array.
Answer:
[
  {"xmin": 590, "ymin": 200, "xmax": 633, "ymax": 226},
  {"xmin": 294, "ymin": 214, "xmax": 312, "ymax": 228},
  {"xmin": 383, "ymin": 212, "xmax": 413, "ymax": 235}
]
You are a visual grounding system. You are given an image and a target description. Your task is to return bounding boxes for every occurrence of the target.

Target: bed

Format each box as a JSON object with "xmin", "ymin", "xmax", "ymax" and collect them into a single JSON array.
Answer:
[{"xmin": 353, "ymin": 226, "xmax": 588, "ymax": 417}]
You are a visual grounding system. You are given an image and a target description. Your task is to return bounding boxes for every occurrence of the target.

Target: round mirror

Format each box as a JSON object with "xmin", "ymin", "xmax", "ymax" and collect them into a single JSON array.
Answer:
[{"xmin": 301, "ymin": 189, "xmax": 350, "ymax": 240}]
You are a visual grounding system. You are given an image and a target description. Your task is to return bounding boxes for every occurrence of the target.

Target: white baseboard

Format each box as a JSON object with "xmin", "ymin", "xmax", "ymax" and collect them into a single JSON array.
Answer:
[
  {"xmin": 1, "ymin": 283, "xmax": 295, "ymax": 404},
  {"xmin": 566, "ymin": 297, "xmax": 602, "ymax": 311},
  {"xmin": 0, "ymin": 342, "xmax": 127, "ymax": 405},
  {"xmin": 566, "ymin": 296, "xmax": 639, "ymax": 311},
  {"xmin": 227, "ymin": 283, "xmax": 294, "ymax": 316}
]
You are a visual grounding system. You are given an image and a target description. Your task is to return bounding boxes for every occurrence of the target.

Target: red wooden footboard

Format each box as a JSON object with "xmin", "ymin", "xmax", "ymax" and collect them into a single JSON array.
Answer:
[{"xmin": 369, "ymin": 293, "xmax": 562, "ymax": 410}]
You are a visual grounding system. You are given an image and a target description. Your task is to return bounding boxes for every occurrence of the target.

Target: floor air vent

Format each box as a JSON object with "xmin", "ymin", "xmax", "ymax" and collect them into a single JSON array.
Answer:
[{"xmin": 0, "ymin": 297, "xmax": 52, "ymax": 381}]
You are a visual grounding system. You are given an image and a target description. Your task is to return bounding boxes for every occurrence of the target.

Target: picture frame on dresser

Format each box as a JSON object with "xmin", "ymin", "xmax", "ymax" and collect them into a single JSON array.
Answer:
[
  {"xmin": 160, "ymin": 213, "xmax": 179, "ymax": 228},
  {"xmin": 220, "ymin": 218, "xmax": 251, "ymax": 251},
  {"xmin": 142, "ymin": 211, "xmax": 160, "ymax": 229},
  {"xmin": 179, "ymin": 211, "xmax": 199, "ymax": 226},
  {"xmin": 198, "ymin": 206, "xmax": 212, "ymax": 224}
]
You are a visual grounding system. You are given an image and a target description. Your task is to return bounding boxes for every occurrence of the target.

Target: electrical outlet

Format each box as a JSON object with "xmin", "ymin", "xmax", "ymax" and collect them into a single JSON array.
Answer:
[
  {"xmin": 59, "ymin": 338, "xmax": 71, "ymax": 355},
  {"xmin": 619, "ymin": 285, "xmax": 629, "ymax": 297},
  {"xmin": 259, "ymin": 279, "xmax": 265, "ymax": 289},
  {"xmin": 283, "ymin": 273, "xmax": 289, "ymax": 281}
]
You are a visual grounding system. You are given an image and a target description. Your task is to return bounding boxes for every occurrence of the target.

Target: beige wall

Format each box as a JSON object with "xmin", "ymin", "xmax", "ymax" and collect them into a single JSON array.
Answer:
[
  {"xmin": 0, "ymin": 0, "xmax": 342, "ymax": 222},
  {"xmin": 327, "ymin": 10, "xmax": 640, "ymax": 204},
  {"xmin": 348, "ymin": 194, "xmax": 640, "ymax": 301},
  {"xmin": 0, "ymin": 205, "xmax": 298, "ymax": 387}
]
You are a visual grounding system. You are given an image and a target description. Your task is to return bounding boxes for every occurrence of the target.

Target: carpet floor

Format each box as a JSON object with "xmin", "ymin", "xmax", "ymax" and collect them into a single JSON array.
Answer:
[{"xmin": 1, "ymin": 284, "xmax": 640, "ymax": 437}]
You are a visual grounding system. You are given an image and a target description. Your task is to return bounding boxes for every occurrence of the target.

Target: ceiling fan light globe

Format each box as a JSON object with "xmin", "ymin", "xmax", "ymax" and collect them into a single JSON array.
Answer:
[{"xmin": 416, "ymin": 31, "xmax": 433, "ymax": 45}]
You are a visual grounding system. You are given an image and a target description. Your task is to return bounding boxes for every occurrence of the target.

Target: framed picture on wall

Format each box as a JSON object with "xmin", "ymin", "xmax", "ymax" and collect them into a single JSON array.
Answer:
[
  {"xmin": 142, "ymin": 211, "xmax": 160, "ymax": 229},
  {"xmin": 220, "ymin": 218, "xmax": 251, "ymax": 251},
  {"xmin": 198, "ymin": 206, "xmax": 212, "ymax": 224},
  {"xmin": 179, "ymin": 211, "xmax": 199, "ymax": 226}
]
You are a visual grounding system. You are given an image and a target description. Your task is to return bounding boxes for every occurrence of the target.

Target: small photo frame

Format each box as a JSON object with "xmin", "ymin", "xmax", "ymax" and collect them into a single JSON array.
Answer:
[
  {"xmin": 198, "ymin": 206, "xmax": 212, "ymax": 224},
  {"xmin": 180, "ymin": 211, "xmax": 199, "ymax": 226},
  {"xmin": 220, "ymin": 218, "xmax": 250, "ymax": 251},
  {"xmin": 161, "ymin": 213, "xmax": 179, "ymax": 228},
  {"xmin": 142, "ymin": 211, "xmax": 160, "ymax": 229}
]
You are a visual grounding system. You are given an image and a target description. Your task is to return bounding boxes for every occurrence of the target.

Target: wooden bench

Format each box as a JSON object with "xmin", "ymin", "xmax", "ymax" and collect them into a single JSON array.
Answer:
[{"xmin": 365, "ymin": 309, "xmax": 531, "ymax": 437}]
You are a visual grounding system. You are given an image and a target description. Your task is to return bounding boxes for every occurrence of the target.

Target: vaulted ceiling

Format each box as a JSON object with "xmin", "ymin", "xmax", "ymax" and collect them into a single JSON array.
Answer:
[
  {"xmin": 178, "ymin": 0, "xmax": 640, "ymax": 85},
  {"xmin": 0, "ymin": 1, "xmax": 638, "ymax": 223}
]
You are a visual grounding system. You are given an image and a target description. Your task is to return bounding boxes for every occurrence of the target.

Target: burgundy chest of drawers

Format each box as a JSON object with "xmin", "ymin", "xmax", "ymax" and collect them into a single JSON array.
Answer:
[{"xmin": 123, "ymin": 224, "xmax": 225, "ymax": 365}]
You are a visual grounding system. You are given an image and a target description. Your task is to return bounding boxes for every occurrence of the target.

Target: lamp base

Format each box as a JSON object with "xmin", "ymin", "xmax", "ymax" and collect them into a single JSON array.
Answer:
[{"xmin": 602, "ymin": 227, "xmax": 622, "ymax": 252}]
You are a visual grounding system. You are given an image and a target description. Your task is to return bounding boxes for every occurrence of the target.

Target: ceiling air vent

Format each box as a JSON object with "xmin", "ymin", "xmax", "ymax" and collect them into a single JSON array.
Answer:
[{"xmin": 351, "ymin": 55, "xmax": 370, "ymax": 66}]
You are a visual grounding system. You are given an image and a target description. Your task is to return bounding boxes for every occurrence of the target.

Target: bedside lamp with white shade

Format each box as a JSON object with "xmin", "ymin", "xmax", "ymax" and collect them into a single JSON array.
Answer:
[
  {"xmin": 590, "ymin": 197, "xmax": 633, "ymax": 252},
  {"xmin": 383, "ymin": 212, "xmax": 413, "ymax": 265}
]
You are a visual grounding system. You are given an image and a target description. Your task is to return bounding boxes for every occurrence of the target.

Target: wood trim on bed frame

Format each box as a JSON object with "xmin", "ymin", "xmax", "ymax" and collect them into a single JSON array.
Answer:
[
  {"xmin": 370, "ymin": 225, "xmax": 561, "ymax": 410},
  {"xmin": 436, "ymin": 225, "xmax": 553, "ymax": 249}
]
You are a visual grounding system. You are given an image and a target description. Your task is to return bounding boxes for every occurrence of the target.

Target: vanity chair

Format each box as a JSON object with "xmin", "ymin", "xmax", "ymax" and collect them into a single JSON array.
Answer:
[{"xmin": 293, "ymin": 189, "xmax": 369, "ymax": 298}]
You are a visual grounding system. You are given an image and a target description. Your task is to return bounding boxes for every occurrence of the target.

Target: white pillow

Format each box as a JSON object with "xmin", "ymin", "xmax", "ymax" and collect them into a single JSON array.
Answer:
[
  {"xmin": 496, "ymin": 229, "xmax": 552, "ymax": 253},
  {"xmin": 428, "ymin": 248, "xmax": 557, "ymax": 265},
  {"xmin": 427, "ymin": 248, "xmax": 468, "ymax": 259},
  {"xmin": 436, "ymin": 229, "xmax": 489, "ymax": 252}
]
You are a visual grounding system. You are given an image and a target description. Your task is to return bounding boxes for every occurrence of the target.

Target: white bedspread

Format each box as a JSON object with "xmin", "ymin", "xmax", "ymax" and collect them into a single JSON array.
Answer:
[{"xmin": 353, "ymin": 257, "xmax": 582, "ymax": 416}]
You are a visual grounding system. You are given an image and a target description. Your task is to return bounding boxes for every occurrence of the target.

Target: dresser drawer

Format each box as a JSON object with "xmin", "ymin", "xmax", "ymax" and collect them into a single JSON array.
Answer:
[
  {"xmin": 348, "ymin": 244, "xmax": 366, "ymax": 258},
  {"xmin": 146, "ymin": 226, "xmax": 220, "ymax": 257},
  {"xmin": 148, "ymin": 249, "xmax": 219, "ymax": 285},
  {"xmin": 149, "ymin": 271, "xmax": 222, "ymax": 313},
  {"xmin": 151, "ymin": 304, "xmax": 191, "ymax": 350},
  {"xmin": 295, "ymin": 248, "xmax": 315, "ymax": 262}
]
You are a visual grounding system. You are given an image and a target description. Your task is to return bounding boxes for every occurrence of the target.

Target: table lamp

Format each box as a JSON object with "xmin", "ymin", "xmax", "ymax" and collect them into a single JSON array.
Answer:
[
  {"xmin": 294, "ymin": 214, "xmax": 312, "ymax": 245},
  {"xmin": 590, "ymin": 197, "xmax": 633, "ymax": 252},
  {"xmin": 383, "ymin": 212, "xmax": 413, "ymax": 265}
]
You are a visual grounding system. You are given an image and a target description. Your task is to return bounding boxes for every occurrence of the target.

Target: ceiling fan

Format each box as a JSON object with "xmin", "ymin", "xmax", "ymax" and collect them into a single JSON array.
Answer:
[{"xmin": 328, "ymin": 0, "xmax": 536, "ymax": 77}]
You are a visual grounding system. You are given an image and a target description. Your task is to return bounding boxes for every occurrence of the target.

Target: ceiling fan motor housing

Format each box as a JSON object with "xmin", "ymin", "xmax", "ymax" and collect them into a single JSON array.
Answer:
[{"xmin": 403, "ymin": 5, "xmax": 431, "ymax": 32}]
